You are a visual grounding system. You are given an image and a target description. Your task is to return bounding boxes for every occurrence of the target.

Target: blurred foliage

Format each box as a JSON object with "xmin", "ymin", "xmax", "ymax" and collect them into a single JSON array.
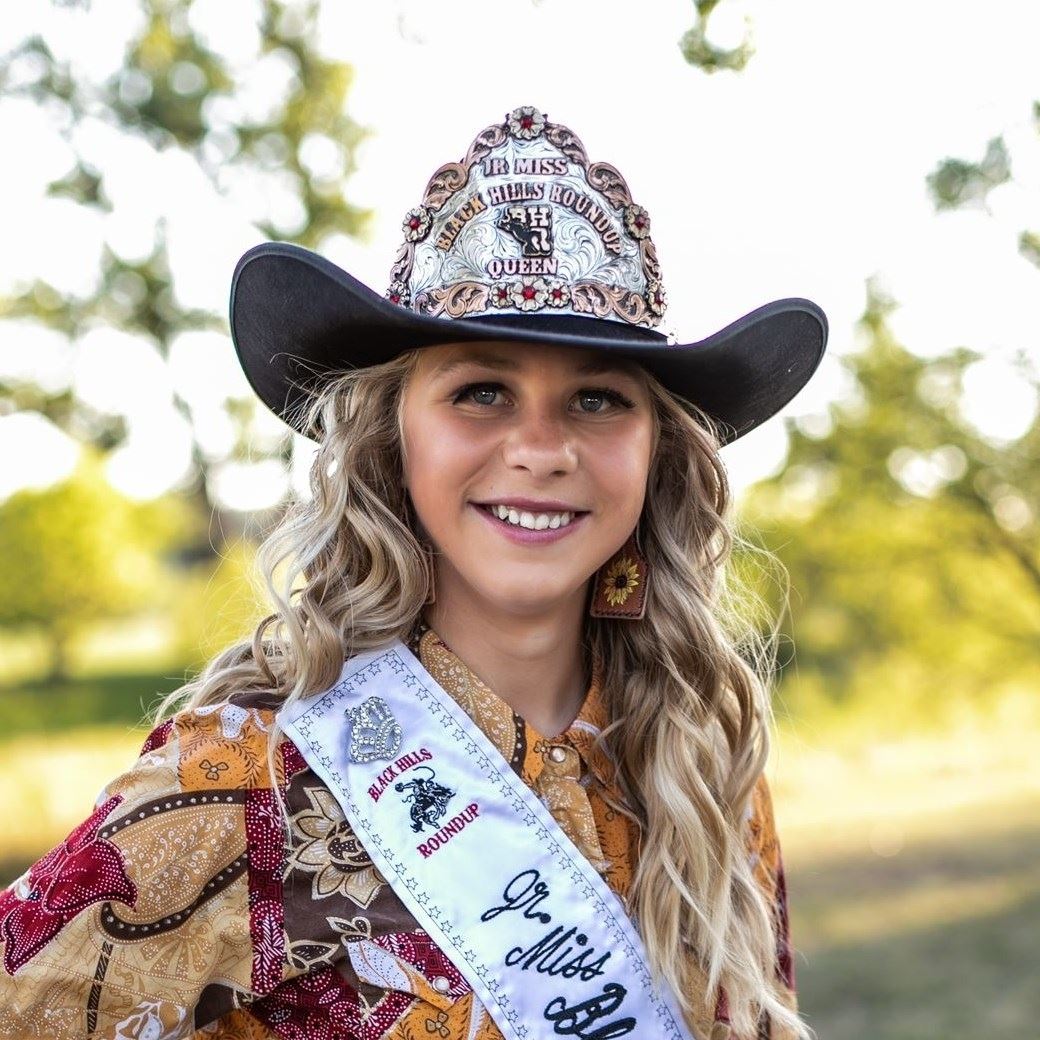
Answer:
[
  {"xmin": 0, "ymin": 448, "xmax": 194, "ymax": 679},
  {"xmin": 0, "ymin": 0, "xmax": 1034, "ymax": 740},
  {"xmin": 170, "ymin": 536, "xmax": 268, "ymax": 670},
  {"xmin": 0, "ymin": 0, "xmax": 369, "ymax": 497},
  {"xmin": 679, "ymin": 0, "xmax": 755, "ymax": 73},
  {"xmin": 925, "ymin": 127, "xmax": 1040, "ymax": 273},
  {"xmin": 742, "ymin": 279, "xmax": 1040, "ymax": 730},
  {"xmin": 0, "ymin": 672, "xmax": 189, "ymax": 743},
  {"xmin": 925, "ymin": 135, "xmax": 1012, "ymax": 212}
]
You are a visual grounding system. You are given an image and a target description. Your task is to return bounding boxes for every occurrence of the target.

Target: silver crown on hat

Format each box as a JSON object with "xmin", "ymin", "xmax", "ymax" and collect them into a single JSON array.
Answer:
[{"xmin": 386, "ymin": 105, "xmax": 667, "ymax": 330}]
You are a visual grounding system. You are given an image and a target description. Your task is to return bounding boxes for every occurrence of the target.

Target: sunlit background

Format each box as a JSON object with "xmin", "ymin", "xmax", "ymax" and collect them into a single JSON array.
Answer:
[{"xmin": 1, "ymin": 2, "xmax": 1038, "ymax": 1037}]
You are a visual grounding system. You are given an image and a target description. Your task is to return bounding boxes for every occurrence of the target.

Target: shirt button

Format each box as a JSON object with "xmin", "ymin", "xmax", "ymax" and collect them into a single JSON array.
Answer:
[
  {"xmin": 548, "ymin": 746, "xmax": 568, "ymax": 763},
  {"xmin": 432, "ymin": 975, "xmax": 450, "ymax": 994}
]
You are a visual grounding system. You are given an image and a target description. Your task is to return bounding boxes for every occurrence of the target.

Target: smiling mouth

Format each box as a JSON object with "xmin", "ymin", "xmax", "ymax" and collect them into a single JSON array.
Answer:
[{"xmin": 475, "ymin": 503, "xmax": 588, "ymax": 531}]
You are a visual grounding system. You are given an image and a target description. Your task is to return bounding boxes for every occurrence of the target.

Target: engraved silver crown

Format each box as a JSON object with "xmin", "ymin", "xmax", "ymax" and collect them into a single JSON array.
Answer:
[{"xmin": 386, "ymin": 105, "xmax": 667, "ymax": 331}]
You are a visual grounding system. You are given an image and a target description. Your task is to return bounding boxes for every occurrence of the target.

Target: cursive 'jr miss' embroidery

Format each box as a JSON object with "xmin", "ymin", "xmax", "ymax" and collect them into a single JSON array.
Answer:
[{"xmin": 481, "ymin": 869, "xmax": 637, "ymax": 1037}]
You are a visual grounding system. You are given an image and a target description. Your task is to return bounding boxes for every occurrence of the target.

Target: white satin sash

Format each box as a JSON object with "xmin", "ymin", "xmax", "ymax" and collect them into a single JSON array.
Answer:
[{"xmin": 278, "ymin": 639, "xmax": 698, "ymax": 1040}]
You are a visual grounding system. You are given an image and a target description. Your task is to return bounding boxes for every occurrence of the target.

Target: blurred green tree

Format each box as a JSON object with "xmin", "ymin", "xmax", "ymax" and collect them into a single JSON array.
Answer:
[
  {"xmin": 741, "ymin": 278, "xmax": 1039, "ymax": 730},
  {"xmin": 0, "ymin": 449, "xmax": 193, "ymax": 680},
  {"xmin": 678, "ymin": 0, "xmax": 755, "ymax": 73},
  {"xmin": 170, "ymin": 536, "xmax": 268, "ymax": 670},
  {"xmin": 0, "ymin": 0, "xmax": 369, "ymax": 525},
  {"xmin": 918, "ymin": 125, "xmax": 1040, "ymax": 596}
]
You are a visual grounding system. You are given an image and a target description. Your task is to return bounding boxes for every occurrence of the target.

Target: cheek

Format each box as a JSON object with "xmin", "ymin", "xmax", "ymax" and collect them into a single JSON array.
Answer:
[
  {"xmin": 403, "ymin": 411, "xmax": 485, "ymax": 520},
  {"xmin": 590, "ymin": 427, "xmax": 654, "ymax": 506}
]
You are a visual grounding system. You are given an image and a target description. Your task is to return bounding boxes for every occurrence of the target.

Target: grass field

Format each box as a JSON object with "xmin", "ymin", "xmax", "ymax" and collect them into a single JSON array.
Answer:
[
  {"xmin": 772, "ymin": 691, "xmax": 1040, "ymax": 1039},
  {"xmin": 0, "ymin": 684, "xmax": 1036, "ymax": 1039},
  {"xmin": 788, "ymin": 805, "xmax": 1039, "ymax": 1038}
]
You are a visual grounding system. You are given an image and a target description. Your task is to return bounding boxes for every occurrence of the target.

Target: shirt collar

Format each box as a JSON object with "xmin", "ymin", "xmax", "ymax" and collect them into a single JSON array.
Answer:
[{"xmin": 413, "ymin": 621, "xmax": 617, "ymax": 790}]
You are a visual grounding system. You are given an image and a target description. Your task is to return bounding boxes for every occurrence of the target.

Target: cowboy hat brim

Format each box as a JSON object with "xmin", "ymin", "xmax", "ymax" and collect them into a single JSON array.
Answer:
[{"xmin": 229, "ymin": 241, "xmax": 829, "ymax": 446}]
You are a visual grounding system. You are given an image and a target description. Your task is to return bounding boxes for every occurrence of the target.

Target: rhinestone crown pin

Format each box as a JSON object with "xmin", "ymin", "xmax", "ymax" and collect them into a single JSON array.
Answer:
[{"xmin": 345, "ymin": 695, "xmax": 403, "ymax": 764}]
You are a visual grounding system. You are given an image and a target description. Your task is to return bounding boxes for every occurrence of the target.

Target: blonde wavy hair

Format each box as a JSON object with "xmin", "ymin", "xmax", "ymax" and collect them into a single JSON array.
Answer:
[{"xmin": 154, "ymin": 345, "xmax": 810, "ymax": 1040}]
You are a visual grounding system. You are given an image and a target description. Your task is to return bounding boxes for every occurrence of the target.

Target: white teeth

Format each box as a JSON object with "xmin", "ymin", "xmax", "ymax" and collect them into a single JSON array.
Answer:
[{"xmin": 485, "ymin": 504, "xmax": 576, "ymax": 530}]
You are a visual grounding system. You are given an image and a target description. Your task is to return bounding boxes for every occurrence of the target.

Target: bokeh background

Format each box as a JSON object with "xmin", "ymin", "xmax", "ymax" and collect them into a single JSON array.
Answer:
[{"xmin": 1, "ymin": 2, "xmax": 1038, "ymax": 1037}]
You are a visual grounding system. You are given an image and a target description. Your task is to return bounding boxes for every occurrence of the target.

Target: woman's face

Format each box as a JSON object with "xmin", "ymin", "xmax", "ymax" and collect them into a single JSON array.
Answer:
[{"xmin": 400, "ymin": 339, "xmax": 656, "ymax": 617}]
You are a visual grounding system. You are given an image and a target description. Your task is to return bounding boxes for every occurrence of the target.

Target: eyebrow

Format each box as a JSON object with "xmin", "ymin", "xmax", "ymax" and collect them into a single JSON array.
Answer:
[{"xmin": 430, "ymin": 350, "xmax": 637, "ymax": 379}]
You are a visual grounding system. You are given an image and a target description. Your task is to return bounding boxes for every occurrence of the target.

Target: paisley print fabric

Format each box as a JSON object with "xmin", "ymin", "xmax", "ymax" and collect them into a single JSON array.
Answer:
[{"xmin": 0, "ymin": 620, "xmax": 798, "ymax": 1039}]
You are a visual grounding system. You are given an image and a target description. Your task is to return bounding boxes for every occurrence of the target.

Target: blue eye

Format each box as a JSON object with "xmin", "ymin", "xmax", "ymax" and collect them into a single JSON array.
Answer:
[
  {"xmin": 452, "ymin": 382, "xmax": 634, "ymax": 411},
  {"xmin": 576, "ymin": 389, "xmax": 630, "ymax": 413},
  {"xmin": 455, "ymin": 384, "xmax": 501, "ymax": 406}
]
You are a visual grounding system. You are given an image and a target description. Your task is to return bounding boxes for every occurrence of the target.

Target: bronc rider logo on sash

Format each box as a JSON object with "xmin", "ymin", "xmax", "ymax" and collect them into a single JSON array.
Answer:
[{"xmin": 395, "ymin": 765, "xmax": 456, "ymax": 833}]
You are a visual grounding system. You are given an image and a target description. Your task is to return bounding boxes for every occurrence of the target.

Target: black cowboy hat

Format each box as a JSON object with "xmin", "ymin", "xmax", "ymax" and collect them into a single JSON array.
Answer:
[
  {"xmin": 229, "ymin": 106, "xmax": 828, "ymax": 446},
  {"xmin": 230, "ymin": 241, "xmax": 827, "ymax": 447}
]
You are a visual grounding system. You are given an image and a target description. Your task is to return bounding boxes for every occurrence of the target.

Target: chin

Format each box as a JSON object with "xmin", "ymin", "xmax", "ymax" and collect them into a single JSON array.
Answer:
[{"xmin": 469, "ymin": 578, "xmax": 582, "ymax": 615}]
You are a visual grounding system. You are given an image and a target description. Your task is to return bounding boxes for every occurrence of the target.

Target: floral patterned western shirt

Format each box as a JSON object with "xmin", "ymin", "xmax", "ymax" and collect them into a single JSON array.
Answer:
[{"xmin": 0, "ymin": 621, "xmax": 798, "ymax": 1039}]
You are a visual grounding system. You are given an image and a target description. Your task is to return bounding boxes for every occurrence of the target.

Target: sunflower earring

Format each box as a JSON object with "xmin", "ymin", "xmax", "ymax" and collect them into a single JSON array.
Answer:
[{"xmin": 588, "ymin": 528, "xmax": 650, "ymax": 620}]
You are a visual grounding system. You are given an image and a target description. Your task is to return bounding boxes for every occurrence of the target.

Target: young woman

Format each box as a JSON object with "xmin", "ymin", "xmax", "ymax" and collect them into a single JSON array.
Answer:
[{"xmin": 0, "ymin": 107, "xmax": 827, "ymax": 1040}]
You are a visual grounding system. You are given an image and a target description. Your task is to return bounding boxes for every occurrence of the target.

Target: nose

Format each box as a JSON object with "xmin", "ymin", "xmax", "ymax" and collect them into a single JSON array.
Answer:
[{"xmin": 500, "ymin": 405, "xmax": 578, "ymax": 478}]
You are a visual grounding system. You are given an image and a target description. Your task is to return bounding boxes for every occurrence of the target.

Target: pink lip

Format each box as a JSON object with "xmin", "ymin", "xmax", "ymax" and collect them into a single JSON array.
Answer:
[{"xmin": 469, "ymin": 503, "xmax": 588, "ymax": 545}]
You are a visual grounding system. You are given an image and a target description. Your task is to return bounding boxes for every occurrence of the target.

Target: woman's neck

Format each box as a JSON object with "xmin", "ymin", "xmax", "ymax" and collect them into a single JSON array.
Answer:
[{"xmin": 421, "ymin": 581, "xmax": 591, "ymax": 739}]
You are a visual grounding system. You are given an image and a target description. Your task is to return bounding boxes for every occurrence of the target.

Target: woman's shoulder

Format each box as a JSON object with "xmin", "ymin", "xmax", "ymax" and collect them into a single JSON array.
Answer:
[
  {"xmin": 0, "ymin": 691, "xmax": 316, "ymax": 1026},
  {"xmin": 122, "ymin": 689, "xmax": 309, "ymax": 803}
]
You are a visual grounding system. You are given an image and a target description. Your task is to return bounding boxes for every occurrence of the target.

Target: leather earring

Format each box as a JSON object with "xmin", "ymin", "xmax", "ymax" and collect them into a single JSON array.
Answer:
[
  {"xmin": 588, "ymin": 527, "xmax": 650, "ymax": 620},
  {"xmin": 421, "ymin": 542, "xmax": 437, "ymax": 605}
]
